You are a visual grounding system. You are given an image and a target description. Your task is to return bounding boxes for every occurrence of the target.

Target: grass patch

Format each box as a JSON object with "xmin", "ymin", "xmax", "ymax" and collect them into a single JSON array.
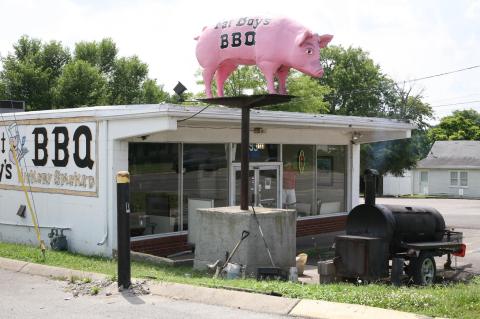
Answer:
[{"xmin": 1, "ymin": 241, "xmax": 479, "ymax": 319}]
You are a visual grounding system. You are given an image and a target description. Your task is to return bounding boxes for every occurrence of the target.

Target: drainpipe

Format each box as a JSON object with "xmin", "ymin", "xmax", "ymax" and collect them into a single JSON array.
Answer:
[{"xmin": 97, "ymin": 120, "xmax": 109, "ymax": 246}]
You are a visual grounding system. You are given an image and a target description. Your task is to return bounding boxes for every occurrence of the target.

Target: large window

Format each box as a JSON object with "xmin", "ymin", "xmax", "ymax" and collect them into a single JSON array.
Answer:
[
  {"xmin": 450, "ymin": 171, "xmax": 468, "ymax": 187},
  {"xmin": 182, "ymin": 144, "xmax": 229, "ymax": 230},
  {"xmin": 128, "ymin": 141, "xmax": 349, "ymax": 238},
  {"xmin": 129, "ymin": 143, "xmax": 179, "ymax": 236},
  {"xmin": 281, "ymin": 144, "xmax": 347, "ymax": 216},
  {"xmin": 317, "ymin": 145, "xmax": 346, "ymax": 215},
  {"xmin": 282, "ymin": 145, "xmax": 315, "ymax": 216}
]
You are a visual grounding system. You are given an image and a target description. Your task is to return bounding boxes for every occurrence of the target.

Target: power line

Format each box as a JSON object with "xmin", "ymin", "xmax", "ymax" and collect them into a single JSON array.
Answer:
[
  {"xmin": 402, "ymin": 65, "xmax": 480, "ymax": 83},
  {"xmin": 430, "ymin": 100, "xmax": 480, "ymax": 108},
  {"xmin": 308, "ymin": 64, "xmax": 480, "ymax": 100},
  {"xmin": 428, "ymin": 92, "xmax": 480, "ymax": 104},
  {"xmin": 177, "ymin": 104, "xmax": 211, "ymax": 122}
]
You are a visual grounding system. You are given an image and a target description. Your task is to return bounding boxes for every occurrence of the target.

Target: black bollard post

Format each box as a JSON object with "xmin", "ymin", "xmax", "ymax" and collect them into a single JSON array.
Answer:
[{"xmin": 117, "ymin": 171, "xmax": 131, "ymax": 290}]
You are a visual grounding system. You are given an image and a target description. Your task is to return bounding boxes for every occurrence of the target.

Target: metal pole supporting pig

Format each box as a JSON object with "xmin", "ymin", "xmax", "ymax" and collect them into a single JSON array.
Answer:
[{"xmin": 195, "ymin": 17, "xmax": 333, "ymax": 98}]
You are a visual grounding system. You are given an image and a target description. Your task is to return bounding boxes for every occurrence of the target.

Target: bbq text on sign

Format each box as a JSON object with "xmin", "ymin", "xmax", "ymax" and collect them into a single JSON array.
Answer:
[
  {"xmin": 216, "ymin": 17, "xmax": 270, "ymax": 49},
  {"xmin": 0, "ymin": 121, "xmax": 97, "ymax": 196}
]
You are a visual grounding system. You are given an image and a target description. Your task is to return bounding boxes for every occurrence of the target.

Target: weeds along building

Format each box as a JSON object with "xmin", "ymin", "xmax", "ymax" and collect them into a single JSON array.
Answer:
[{"xmin": 0, "ymin": 104, "xmax": 413, "ymax": 256}]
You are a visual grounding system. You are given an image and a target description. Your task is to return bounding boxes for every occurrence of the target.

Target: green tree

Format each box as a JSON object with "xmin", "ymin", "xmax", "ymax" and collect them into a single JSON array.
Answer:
[
  {"xmin": 266, "ymin": 72, "xmax": 331, "ymax": 113},
  {"xmin": 74, "ymin": 38, "xmax": 167, "ymax": 105},
  {"xmin": 0, "ymin": 36, "xmax": 71, "ymax": 110},
  {"xmin": 141, "ymin": 79, "xmax": 169, "ymax": 103},
  {"xmin": 428, "ymin": 109, "xmax": 480, "ymax": 141},
  {"xmin": 1, "ymin": 36, "xmax": 168, "ymax": 108},
  {"xmin": 54, "ymin": 60, "xmax": 107, "ymax": 108},
  {"xmin": 319, "ymin": 46, "xmax": 393, "ymax": 117},
  {"xmin": 0, "ymin": 80, "xmax": 6, "ymax": 99},
  {"xmin": 108, "ymin": 56, "xmax": 148, "ymax": 104},
  {"xmin": 74, "ymin": 38, "xmax": 117, "ymax": 74},
  {"xmin": 195, "ymin": 65, "xmax": 267, "ymax": 98},
  {"xmin": 318, "ymin": 45, "xmax": 433, "ymax": 175},
  {"xmin": 360, "ymin": 87, "xmax": 433, "ymax": 176}
]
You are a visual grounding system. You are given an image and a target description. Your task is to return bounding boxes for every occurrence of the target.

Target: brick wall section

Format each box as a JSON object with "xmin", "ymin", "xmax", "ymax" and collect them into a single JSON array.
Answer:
[
  {"xmin": 131, "ymin": 215, "xmax": 347, "ymax": 257},
  {"xmin": 131, "ymin": 234, "xmax": 191, "ymax": 257},
  {"xmin": 296, "ymin": 215, "xmax": 347, "ymax": 237}
]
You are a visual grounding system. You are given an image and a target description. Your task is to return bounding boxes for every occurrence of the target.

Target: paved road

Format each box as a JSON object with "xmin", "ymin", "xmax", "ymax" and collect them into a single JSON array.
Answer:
[
  {"xmin": 0, "ymin": 268, "xmax": 289, "ymax": 319},
  {"xmin": 376, "ymin": 198, "xmax": 480, "ymax": 274}
]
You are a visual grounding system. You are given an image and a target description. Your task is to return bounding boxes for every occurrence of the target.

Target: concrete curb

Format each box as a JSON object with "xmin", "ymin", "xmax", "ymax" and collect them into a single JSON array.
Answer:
[
  {"xmin": 149, "ymin": 282, "xmax": 299, "ymax": 315},
  {"xmin": 0, "ymin": 257, "xmax": 107, "ymax": 282},
  {"xmin": 290, "ymin": 299, "xmax": 432, "ymax": 319},
  {"xmin": 0, "ymin": 257, "xmax": 434, "ymax": 319}
]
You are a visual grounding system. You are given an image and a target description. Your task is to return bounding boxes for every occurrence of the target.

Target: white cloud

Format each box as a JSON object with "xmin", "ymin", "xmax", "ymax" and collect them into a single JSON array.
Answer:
[{"xmin": 1, "ymin": 0, "xmax": 479, "ymax": 121}]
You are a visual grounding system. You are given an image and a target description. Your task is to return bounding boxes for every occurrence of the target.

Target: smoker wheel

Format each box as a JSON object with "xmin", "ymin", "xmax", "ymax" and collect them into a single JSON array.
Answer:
[{"xmin": 409, "ymin": 252, "xmax": 436, "ymax": 285}]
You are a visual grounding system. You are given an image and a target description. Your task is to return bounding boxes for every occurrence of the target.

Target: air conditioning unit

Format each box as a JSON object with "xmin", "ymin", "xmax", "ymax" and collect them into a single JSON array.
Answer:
[{"xmin": 0, "ymin": 100, "xmax": 25, "ymax": 113}]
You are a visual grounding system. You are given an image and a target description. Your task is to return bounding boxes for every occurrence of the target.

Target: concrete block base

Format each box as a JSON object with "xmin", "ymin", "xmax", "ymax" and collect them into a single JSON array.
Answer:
[{"xmin": 193, "ymin": 206, "xmax": 296, "ymax": 276}]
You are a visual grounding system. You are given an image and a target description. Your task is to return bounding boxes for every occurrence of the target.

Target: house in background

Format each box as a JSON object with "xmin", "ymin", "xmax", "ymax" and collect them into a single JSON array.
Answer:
[
  {"xmin": 384, "ymin": 140, "xmax": 480, "ymax": 198},
  {"xmin": 412, "ymin": 140, "xmax": 480, "ymax": 198}
]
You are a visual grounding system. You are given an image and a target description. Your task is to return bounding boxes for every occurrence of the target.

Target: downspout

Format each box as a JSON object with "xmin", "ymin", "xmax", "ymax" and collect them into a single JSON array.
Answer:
[{"xmin": 97, "ymin": 119, "xmax": 109, "ymax": 246}]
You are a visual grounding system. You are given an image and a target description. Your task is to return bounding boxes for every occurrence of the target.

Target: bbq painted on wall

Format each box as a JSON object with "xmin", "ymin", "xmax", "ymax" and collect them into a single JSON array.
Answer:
[{"xmin": 0, "ymin": 120, "xmax": 98, "ymax": 196}]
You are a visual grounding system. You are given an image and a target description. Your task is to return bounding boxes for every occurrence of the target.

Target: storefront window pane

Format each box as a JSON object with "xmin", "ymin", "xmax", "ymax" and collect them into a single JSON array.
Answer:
[
  {"xmin": 317, "ymin": 145, "xmax": 346, "ymax": 214},
  {"xmin": 128, "ymin": 143, "xmax": 179, "ymax": 236},
  {"xmin": 234, "ymin": 144, "xmax": 278, "ymax": 162},
  {"xmin": 183, "ymin": 144, "xmax": 229, "ymax": 231},
  {"xmin": 282, "ymin": 145, "xmax": 315, "ymax": 217}
]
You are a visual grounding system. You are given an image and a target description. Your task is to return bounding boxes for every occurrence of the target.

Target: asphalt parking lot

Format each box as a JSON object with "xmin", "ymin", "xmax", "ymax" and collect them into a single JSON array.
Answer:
[{"xmin": 376, "ymin": 197, "xmax": 480, "ymax": 274}]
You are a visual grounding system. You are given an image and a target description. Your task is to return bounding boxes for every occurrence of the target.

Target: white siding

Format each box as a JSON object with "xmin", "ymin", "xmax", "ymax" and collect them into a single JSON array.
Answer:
[
  {"xmin": 413, "ymin": 169, "xmax": 480, "ymax": 197},
  {"xmin": 382, "ymin": 171, "xmax": 413, "ymax": 196},
  {"xmin": 0, "ymin": 121, "xmax": 110, "ymax": 256}
]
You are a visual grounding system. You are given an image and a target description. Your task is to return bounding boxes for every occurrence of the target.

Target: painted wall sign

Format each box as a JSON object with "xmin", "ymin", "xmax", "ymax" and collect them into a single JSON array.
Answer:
[{"xmin": 0, "ymin": 120, "xmax": 98, "ymax": 196}]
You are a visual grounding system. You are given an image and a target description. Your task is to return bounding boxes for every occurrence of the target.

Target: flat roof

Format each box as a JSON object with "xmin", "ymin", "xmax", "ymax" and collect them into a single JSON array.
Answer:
[{"xmin": 0, "ymin": 103, "xmax": 415, "ymax": 132}]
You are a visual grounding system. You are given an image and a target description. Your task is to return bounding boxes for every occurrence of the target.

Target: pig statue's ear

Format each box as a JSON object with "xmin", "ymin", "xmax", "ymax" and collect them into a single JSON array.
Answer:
[
  {"xmin": 318, "ymin": 34, "xmax": 333, "ymax": 48},
  {"xmin": 295, "ymin": 30, "xmax": 314, "ymax": 46}
]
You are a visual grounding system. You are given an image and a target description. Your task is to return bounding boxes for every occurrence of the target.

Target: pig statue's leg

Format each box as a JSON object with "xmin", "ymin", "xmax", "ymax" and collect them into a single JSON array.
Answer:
[
  {"xmin": 276, "ymin": 66, "xmax": 290, "ymax": 95},
  {"xmin": 202, "ymin": 67, "xmax": 216, "ymax": 98},
  {"xmin": 257, "ymin": 61, "xmax": 282, "ymax": 94},
  {"xmin": 216, "ymin": 63, "xmax": 237, "ymax": 97}
]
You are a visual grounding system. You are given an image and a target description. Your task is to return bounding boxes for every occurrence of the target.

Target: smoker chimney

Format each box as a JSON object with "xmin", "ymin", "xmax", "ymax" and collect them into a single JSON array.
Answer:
[{"xmin": 364, "ymin": 168, "xmax": 379, "ymax": 206}]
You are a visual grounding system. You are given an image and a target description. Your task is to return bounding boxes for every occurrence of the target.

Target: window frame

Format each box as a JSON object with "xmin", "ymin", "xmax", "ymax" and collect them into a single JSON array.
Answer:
[{"xmin": 450, "ymin": 170, "xmax": 468, "ymax": 187}]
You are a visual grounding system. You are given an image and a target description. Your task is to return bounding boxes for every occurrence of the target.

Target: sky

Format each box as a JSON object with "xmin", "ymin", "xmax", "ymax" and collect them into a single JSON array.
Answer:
[{"xmin": 1, "ymin": 0, "xmax": 479, "ymax": 122}]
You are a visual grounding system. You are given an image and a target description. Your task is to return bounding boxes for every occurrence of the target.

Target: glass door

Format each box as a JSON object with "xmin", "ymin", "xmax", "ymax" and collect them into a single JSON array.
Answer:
[{"xmin": 231, "ymin": 163, "xmax": 281, "ymax": 208}]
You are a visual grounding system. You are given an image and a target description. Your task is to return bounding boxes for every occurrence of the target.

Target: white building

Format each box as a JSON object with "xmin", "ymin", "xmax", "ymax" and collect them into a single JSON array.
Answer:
[
  {"xmin": 0, "ymin": 104, "xmax": 413, "ymax": 256},
  {"xmin": 413, "ymin": 140, "xmax": 480, "ymax": 198},
  {"xmin": 382, "ymin": 171, "xmax": 413, "ymax": 196}
]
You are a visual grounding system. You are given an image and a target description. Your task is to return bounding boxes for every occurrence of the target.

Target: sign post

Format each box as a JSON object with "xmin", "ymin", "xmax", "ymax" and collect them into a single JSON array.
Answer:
[
  {"xmin": 116, "ymin": 171, "xmax": 131, "ymax": 290},
  {"xmin": 199, "ymin": 95, "xmax": 294, "ymax": 210}
]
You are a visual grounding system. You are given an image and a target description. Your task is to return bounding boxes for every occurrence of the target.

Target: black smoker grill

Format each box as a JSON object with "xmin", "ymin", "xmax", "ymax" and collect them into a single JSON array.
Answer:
[{"xmin": 334, "ymin": 169, "xmax": 466, "ymax": 285}]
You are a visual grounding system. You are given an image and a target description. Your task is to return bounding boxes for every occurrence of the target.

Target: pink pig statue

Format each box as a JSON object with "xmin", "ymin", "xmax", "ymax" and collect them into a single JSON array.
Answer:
[{"xmin": 195, "ymin": 17, "xmax": 333, "ymax": 98}]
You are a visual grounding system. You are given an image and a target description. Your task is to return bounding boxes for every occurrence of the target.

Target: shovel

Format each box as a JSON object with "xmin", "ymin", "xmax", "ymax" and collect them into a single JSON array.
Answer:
[{"xmin": 213, "ymin": 230, "xmax": 250, "ymax": 278}]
